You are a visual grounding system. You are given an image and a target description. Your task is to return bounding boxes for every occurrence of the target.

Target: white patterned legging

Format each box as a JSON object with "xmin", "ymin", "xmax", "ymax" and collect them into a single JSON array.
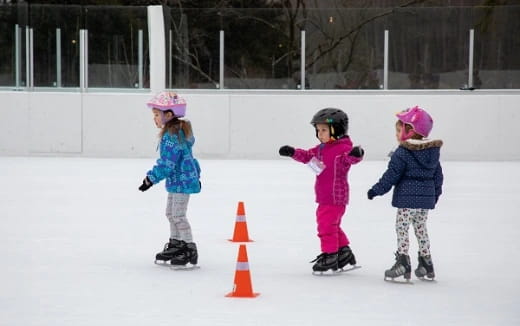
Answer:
[
  {"xmin": 166, "ymin": 193, "xmax": 193, "ymax": 243},
  {"xmin": 395, "ymin": 208, "xmax": 431, "ymax": 257}
]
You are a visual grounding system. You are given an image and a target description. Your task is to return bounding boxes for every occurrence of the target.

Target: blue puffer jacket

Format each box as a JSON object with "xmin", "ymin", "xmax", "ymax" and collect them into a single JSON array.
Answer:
[
  {"xmin": 369, "ymin": 139, "xmax": 443, "ymax": 209},
  {"xmin": 147, "ymin": 130, "xmax": 201, "ymax": 194}
]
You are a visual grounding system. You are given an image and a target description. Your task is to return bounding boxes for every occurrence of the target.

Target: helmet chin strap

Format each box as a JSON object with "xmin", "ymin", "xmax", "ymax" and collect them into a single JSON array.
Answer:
[
  {"xmin": 399, "ymin": 127, "xmax": 416, "ymax": 141},
  {"xmin": 315, "ymin": 125, "xmax": 337, "ymax": 141},
  {"xmin": 161, "ymin": 112, "xmax": 174, "ymax": 125}
]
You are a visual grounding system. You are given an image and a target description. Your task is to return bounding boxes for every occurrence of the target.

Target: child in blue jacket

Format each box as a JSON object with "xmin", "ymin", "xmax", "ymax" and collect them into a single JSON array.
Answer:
[
  {"xmin": 139, "ymin": 91, "xmax": 201, "ymax": 268},
  {"xmin": 368, "ymin": 106, "xmax": 443, "ymax": 281}
]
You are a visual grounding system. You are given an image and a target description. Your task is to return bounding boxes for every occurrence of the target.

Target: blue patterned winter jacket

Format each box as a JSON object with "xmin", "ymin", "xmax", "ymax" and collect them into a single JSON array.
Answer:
[
  {"xmin": 146, "ymin": 130, "xmax": 201, "ymax": 194},
  {"xmin": 369, "ymin": 139, "xmax": 443, "ymax": 209}
]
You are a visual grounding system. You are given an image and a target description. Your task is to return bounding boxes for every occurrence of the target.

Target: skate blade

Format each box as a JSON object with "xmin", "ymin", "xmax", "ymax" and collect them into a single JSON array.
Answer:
[
  {"xmin": 312, "ymin": 269, "xmax": 338, "ymax": 276},
  {"xmin": 384, "ymin": 277, "xmax": 413, "ymax": 284},
  {"xmin": 312, "ymin": 266, "xmax": 361, "ymax": 276},
  {"xmin": 417, "ymin": 276, "xmax": 436, "ymax": 282},
  {"xmin": 170, "ymin": 264, "xmax": 200, "ymax": 271},
  {"xmin": 337, "ymin": 265, "xmax": 362, "ymax": 273}
]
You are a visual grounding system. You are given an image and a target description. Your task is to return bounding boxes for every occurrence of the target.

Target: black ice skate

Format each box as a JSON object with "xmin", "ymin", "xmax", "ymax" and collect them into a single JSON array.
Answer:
[
  {"xmin": 338, "ymin": 246, "xmax": 357, "ymax": 270},
  {"xmin": 170, "ymin": 242, "xmax": 199, "ymax": 270},
  {"xmin": 155, "ymin": 239, "xmax": 186, "ymax": 264},
  {"xmin": 415, "ymin": 253, "xmax": 435, "ymax": 280},
  {"xmin": 384, "ymin": 252, "xmax": 411, "ymax": 282},
  {"xmin": 311, "ymin": 252, "xmax": 338, "ymax": 274}
]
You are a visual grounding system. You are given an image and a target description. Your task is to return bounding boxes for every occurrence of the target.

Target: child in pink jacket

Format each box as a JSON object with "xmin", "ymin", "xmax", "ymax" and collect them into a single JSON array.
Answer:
[{"xmin": 279, "ymin": 108, "xmax": 364, "ymax": 273}]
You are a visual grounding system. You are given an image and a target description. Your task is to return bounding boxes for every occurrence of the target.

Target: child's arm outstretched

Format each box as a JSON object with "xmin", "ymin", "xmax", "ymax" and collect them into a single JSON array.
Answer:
[
  {"xmin": 279, "ymin": 145, "xmax": 317, "ymax": 164},
  {"xmin": 341, "ymin": 145, "xmax": 364, "ymax": 165},
  {"xmin": 367, "ymin": 154, "xmax": 405, "ymax": 200}
]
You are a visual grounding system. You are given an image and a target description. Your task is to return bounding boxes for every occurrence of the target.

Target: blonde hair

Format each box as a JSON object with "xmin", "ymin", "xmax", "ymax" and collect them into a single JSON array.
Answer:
[{"xmin": 160, "ymin": 115, "xmax": 193, "ymax": 141}]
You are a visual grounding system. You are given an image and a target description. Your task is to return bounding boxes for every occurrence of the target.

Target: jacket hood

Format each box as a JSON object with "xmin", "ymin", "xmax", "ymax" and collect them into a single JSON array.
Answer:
[{"xmin": 399, "ymin": 139, "xmax": 443, "ymax": 169}]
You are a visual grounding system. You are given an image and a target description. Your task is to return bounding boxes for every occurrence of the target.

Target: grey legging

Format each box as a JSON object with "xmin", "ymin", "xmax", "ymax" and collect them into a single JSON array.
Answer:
[{"xmin": 166, "ymin": 193, "xmax": 193, "ymax": 243}]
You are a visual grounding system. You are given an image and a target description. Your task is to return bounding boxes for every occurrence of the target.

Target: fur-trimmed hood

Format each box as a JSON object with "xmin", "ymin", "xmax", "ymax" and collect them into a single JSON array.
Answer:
[
  {"xmin": 399, "ymin": 139, "xmax": 443, "ymax": 151},
  {"xmin": 396, "ymin": 138, "xmax": 443, "ymax": 169}
]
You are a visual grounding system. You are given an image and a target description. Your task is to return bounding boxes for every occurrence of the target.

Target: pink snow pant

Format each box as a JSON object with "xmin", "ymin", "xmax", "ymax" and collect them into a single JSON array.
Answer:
[{"xmin": 316, "ymin": 204, "xmax": 349, "ymax": 253}]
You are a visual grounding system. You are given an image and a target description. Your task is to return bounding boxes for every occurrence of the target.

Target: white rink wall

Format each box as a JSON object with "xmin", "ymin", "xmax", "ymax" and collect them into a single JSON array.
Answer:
[{"xmin": 0, "ymin": 90, "xmax": 519, "ymax": 160}]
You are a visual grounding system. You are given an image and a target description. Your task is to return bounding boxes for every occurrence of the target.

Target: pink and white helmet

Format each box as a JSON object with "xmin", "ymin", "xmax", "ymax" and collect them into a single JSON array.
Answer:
[
  {"xmin": 396, "ymin": 105, "xmax": 433, "ymax": 140},
  {"xmin": 146, "ymin": 91, "xmax": 187, "ymax": 117}
]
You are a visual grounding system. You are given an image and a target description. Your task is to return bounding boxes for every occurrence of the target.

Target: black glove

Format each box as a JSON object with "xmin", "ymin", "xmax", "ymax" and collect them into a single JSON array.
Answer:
[
  {"xmin": 279, "ymin": 145, "xmax": 295, "ymax": 157},
  {"xmin": 139, "ymin": 177, "xmax": 153, "ymax": 192},
  {"xmin": 349, "ymin": 146, "xmax": 364, "ymax": 158},
  {"xmin": 367, "ymin": 189, "xmax": 376, "ymax": 200}
]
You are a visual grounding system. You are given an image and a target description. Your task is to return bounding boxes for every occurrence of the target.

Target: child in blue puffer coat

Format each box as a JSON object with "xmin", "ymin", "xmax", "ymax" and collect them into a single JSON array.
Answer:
[
  {"xmin": 138, "ymin": 91, "xmax": 201, "ymax": 269},
  {"xmin": 367, "ymin": 106, "xmax": 443, "ymax": 282}
]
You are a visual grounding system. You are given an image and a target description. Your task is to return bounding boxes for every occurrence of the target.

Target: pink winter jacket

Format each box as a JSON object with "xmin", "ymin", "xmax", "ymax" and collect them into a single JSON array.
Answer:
[{"xmin": 292, "ymin": 137, "xmax": 362, "ymax": 206}]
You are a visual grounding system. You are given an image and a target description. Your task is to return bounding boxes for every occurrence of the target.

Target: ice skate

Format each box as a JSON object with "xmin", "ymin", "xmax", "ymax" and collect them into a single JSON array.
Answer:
[
  {"xmin": 415, "ymin": 252, "xmax": 435, "ymax": 281},
  {"xmin": 384, "ymin": 252, "xmax": 412, "ymax": 283},
  {"xmin": 311, "ymin": 252, "xmax": 338, "ymax": 274},
  {"xmin": 170, "ymin": 242, "xmax": 199, "ymax": 270},
  {"xmin": 338, "ymin": 245, "xmax": 357, "ymax": 270},
  {"xmin": 155, "ymin": 239, "xmax": 186, "ymax": 264}
]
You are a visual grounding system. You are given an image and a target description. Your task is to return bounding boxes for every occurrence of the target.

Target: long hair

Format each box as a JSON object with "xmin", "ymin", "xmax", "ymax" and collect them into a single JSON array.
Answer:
[{"xmin": 160, "ymin": 115, "xmax": 193, "ymax": 141}]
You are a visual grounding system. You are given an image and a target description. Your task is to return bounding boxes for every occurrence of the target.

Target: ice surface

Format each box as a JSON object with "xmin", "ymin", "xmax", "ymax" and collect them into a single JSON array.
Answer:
[{"xmin": 1, "ymin": 157, "xmax": 519, "ymax": 326}]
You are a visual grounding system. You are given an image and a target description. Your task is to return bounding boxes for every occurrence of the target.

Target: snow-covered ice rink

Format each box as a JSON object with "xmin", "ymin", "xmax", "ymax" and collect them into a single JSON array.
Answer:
[{"xmin": 1, "ymin": 157, "xmax": 519, "ymax": 326}]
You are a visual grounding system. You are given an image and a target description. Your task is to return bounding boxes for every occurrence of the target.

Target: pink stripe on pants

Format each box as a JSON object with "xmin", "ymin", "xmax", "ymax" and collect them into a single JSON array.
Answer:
[{"xmin": 316, "ymin": 204, "xmax": 349, "ymax": 253}]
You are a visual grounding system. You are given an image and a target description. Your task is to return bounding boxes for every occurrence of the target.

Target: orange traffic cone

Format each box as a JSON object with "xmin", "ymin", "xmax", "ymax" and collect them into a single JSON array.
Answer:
[
  {"xmin": 228, "ymin": 201, "xmax": 253, "ymax": 242},
  {"xmin": 225, "ymin": 244, "xmax": 260, "ymax": 298}
]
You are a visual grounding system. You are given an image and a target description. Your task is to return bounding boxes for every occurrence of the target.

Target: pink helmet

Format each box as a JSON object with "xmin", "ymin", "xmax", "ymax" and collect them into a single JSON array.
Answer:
[
  {"xmin": 146, "ymin": 91, "xmax": 187, "ymax": 117},
  {"xmin": 396, "ymin": 105, "xmax": 433, "ymax": 140}
]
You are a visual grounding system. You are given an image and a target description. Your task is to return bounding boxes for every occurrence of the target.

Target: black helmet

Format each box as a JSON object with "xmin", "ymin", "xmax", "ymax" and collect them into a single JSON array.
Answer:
[{"xmin": 310, "ymin": 108, "xmax": 349, "ymax": 139}]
